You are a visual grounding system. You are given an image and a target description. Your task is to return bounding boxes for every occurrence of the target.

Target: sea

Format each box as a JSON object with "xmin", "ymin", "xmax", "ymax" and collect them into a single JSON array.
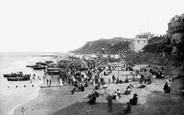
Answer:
[{"xmin": 0, "ymin": 52, "xmax": 61, "ymax": 115}]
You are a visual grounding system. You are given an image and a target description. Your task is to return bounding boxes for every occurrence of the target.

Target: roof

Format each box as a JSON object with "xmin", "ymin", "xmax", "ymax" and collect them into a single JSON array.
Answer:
[{"xmin": 131, "ymin": 38, "xmax": 148, "ymax": 41}]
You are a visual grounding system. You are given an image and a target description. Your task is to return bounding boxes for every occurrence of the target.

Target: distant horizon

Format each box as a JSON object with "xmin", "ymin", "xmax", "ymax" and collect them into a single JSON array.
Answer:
[{"xmin": 0, "ymin": 51, "xmax": 68, "ymax": 53}]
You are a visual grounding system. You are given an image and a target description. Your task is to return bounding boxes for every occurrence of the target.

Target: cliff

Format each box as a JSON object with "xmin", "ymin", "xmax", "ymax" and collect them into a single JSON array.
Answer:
[{"xmin": 70, "ymin": 37, "xmax": 131, "ymax": 54}]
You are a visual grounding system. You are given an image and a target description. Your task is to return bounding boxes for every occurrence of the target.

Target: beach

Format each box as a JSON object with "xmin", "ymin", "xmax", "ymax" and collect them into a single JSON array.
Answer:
[
  {"xmin": 12, "ymin": 63, "xmax": 184, "ymax": 115},
  {"xmin": 0, "ymin": 52, "xmax": 56, "ymax": 115}
]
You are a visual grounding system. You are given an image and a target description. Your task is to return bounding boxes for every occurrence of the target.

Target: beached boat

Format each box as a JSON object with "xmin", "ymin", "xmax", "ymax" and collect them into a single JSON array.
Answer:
[
  {"xmin": 6, "ymin": 76, "xmax": 30, "ymax": 81},
  {"xmin": 45, "ymin": 61, "xmax": 53, "ymax": 64},
  {"xmin": 6, "ymin": 74, "xmax": 31, "ymax": 81},
  {"xmin": 26, "ymin": 65, "xmax": 36, "ymax": 68},
  {"xmin": 4, "ymin": 74, "xmax": 17, "ymax": 77},
  {"xmin": 47, "ymin": 68, "xmax": 60, "ymax": 74},
  {"xmin": 3, "ymin": 72, "xmax": 23, "ymax": 77},
  {"xmin": 36, "ymin": 62, "xmax": 47, "ymax": 65},
  {"xmin": 47, "ymin": 70, "xmax": 60, "ymax": 74},
  {"xmin": 32, "ymin": 65, "xmax": 46, "ymax": 70}
]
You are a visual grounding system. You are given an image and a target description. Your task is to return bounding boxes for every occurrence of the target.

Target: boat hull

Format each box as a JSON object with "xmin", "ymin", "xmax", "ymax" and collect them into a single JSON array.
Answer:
[
  {"xmin": 3, "ymin": 74, "xmax": 16, "ymax": 77},
  {"xmin": 47, "ymin": 68, "xmax": 60, "ymax": 75},
  {"xmin": 6, "ymin": 77, "xmax": 30, "ymax": 81},
  {"xmin": 47, "ymin": 71, "xmax": 60, "ymax": 75},
  {"xmin": 3, "ymin": 74, "xmax": 22, "ymax": 77},
  {"xmin": 26, "ymin": 65, "xmax": 35, "ymax": 68}
]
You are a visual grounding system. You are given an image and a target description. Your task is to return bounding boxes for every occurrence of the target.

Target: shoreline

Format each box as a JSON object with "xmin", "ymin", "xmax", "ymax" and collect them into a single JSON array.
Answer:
[
  {"xmin": 12, "ymin": 74, "xmax": 61, "ymax": 115},
  {"xmin": 11, "ymin": 80, "xmax": 43, "ymax": 115}
]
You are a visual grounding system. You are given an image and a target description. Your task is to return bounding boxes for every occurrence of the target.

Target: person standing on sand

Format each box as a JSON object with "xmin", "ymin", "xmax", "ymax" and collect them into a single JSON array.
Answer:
[
  {"xmin": 59, "ymin": 77, "xmax": 63, "ymax": 86},
  {"xmin": 30, "ymin": 74, "xmax": 33, "ymax": 84},
  {"xmin": 46, "ymin": 74, "xmax": 52, "ymax": 87},
  {"xmin": 106, "ymin": 93, "xmax": 113, "ymax": 113},
  {"xmin": 22, "ymin": 107, "xmax": 25, "ymax": 115},
  {"xmin": 112, "ymin": 74, "xmax": 116, "ymax": 83}
]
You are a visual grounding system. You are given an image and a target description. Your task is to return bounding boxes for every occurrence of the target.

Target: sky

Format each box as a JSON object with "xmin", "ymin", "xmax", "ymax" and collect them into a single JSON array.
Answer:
[{"xmin": 0, "ymin": 0, "xmax": 183, "ymax": 52}]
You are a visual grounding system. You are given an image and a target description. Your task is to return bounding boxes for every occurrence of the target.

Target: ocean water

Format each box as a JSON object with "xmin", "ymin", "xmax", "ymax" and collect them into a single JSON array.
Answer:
[{"xmin": 0, "ymin": 52, "xmax": 57, "ymax": 115}]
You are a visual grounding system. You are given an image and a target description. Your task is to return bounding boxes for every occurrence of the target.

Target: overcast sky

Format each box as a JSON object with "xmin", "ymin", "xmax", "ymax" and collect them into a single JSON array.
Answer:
[{"xmin": 0, "ymin": 0, "xmax": 183, "ymax": 52}]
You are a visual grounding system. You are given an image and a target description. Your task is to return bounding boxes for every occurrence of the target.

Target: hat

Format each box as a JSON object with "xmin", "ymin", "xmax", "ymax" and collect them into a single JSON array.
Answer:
[
  {"xmin": 134, "ymin": 93, "xmax": 138, "ymax": 97},
  {"xmin": 102, "ymin": 85, "xmax": 108, "ymax": 88}
]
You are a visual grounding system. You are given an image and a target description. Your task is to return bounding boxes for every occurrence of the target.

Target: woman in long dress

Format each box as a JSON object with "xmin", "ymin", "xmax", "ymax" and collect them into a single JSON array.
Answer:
[{"xmin": 60, "ymin": 78, "xmax": 63, "ymax": 86}]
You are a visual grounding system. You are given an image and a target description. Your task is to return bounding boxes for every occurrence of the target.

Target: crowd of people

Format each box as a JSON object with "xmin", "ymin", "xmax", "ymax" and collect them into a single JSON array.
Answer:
[{"xmin": 40, "ymin": 54, "xmax": 177, "ymax": 114}]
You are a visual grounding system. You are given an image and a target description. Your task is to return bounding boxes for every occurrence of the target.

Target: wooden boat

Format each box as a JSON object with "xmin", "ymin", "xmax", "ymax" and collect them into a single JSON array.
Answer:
[
  {"xmin": 6, "ymin": 74, "xmax": 30, "ymax": 81},
  {"xmin": 47, "ymin": 68, "xmax": 60, "ymax": 74},
  {"xmin": 3, "ymin": 72, "xmax": 23, "ymax": 77},
  {"xmin": 47, "ymin": 70, "xmax": 60, "ymax": 75},
  {"xmin": 6, "ymin": 77, "xmax": 29, "ymax": 81},
  {"xmin": 26, "ymin": 65, "xmax": 35, "ymax": 68},
  {"xmin": 45, "ymin": 61, "xmax": 53, "ymax": 64},
  {"xmin": 32, "ymin": 65, "xmax": 46, "ymax": 70},
  {"xmin": 36, "ymin": 62, "xmax": 47, "ymax": 65},
  {"xmin": 4, "ymin": 74, "xmax": 17, "ymax": 77}
]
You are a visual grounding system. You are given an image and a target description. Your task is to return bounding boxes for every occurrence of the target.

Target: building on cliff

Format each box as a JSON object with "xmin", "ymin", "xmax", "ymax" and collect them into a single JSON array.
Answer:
[
  {"xmin": 167, "ymin": 13, "xmax": 184, "ymax": 55},
  {"xmin": 129, "ymin": 32, "xmax": 154, "ymax": 52},
  {"xmin": 167, "ymin": 14, "xmax": 184, "ymax": 43}
]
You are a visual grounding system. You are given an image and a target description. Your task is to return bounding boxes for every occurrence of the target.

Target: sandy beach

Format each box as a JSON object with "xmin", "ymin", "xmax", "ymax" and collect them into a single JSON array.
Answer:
[{"xmin": 13, "ymin": 64, "xmax": 184, "ymax": 115}]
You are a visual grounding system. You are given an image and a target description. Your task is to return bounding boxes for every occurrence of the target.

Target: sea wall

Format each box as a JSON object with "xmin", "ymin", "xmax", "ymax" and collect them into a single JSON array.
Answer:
[{"xmin": 128, "ymin": 53, "xmax": 183, "ymax": 75}]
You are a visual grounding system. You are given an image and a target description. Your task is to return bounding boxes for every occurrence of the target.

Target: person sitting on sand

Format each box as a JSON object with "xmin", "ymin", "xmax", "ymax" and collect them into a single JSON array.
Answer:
[
  {"xmin": 124, "ymin": 75, "xmax": 129, "ymax": 83},
  {"xmin": 129, "ymin": 93, "xmax": 138, "ymax": 105},
  {"xmin": 101, "ymin": 85, "xmax": 109, "ymax": 95},
  {"xmin": 71, "ymin": 89, "xmax": 75, "ymax": 95},
  {"xmin": 144, "ymin": 74, "xmax": 152, "ymax": 85},
  {"xmin": 124, "ymin": 84, "xmax": 133, "ymax": 95},
  {"xmin": 117, "ymin": 89, "xmax": 121, "ymax": 98},
  {"xmin": 139, "ymin": 74, "xmax": 145, "ymax": 84},
  {"xmin": 80, "ymin": 83, "xmax": 85, "ymax": 91},
  {"xmin": 123, "ymin": 102, "xmax": 131, "ymax": 114},
  {"xmin": 163, "ymin": 80, "xmax": 171, "ymax": 93},
  {"xmin": 175, "ymin": 74, "xmax": 181, "ymax": 79},
  {"xmin": 138, "ymin": 83, "xmax": 146, "ymax": 88},
  {"xmin": 88, "ymin": 89, "xmax": 99, "ymax": 104},
  {"xmin": 112, "ymin": 91, "xmax": 118, "ymax": 99},
  {"xmin": 100, "ymin": 77, "xmax": 105, "ymax": 85},
  {"xmin": 116, "ymin": 77, "xmax": 119, "ymax": 84},
  {"xmin": 95, "ymin": 83, "xmax": 100, "ymax": 90}
]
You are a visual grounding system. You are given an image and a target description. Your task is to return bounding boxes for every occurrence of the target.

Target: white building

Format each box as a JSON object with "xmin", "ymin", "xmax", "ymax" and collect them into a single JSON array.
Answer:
[{"xmin": 130, "ymin": 33, "xmax": 154, "ymax": 52}]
